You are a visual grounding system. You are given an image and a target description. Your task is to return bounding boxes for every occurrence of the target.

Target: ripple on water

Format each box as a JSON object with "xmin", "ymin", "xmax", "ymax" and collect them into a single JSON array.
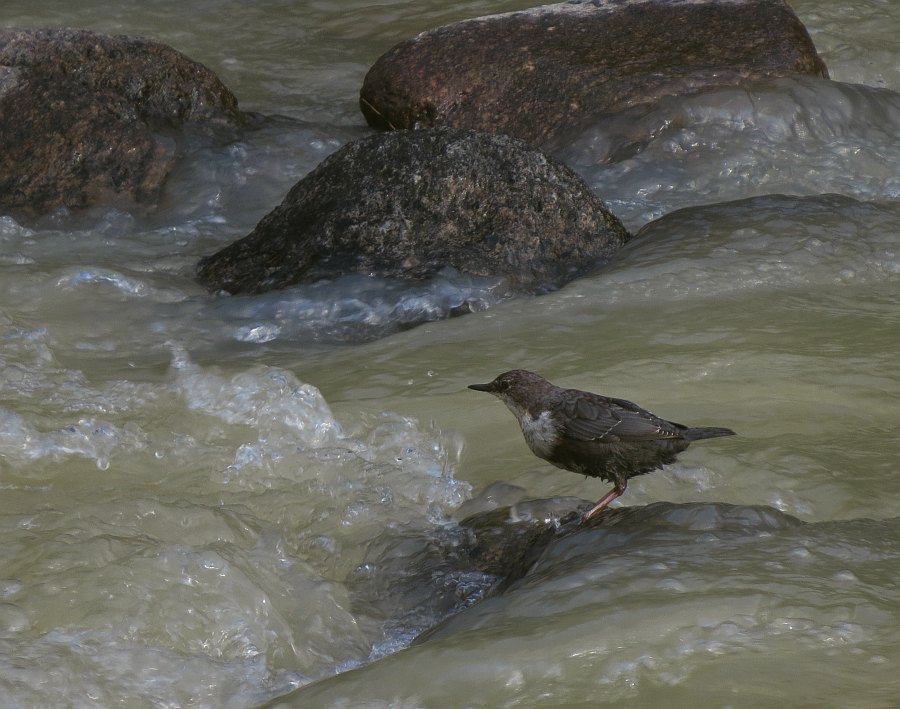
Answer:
[
  {"xmin": 582, "ymin": 194, "xmax": 900, "ymax": 305},
  {"xmin": 284, "ymin": 507, "xmax": 900, "ymax": 707},
  {"xmin": 1, "ymin": 3, "xmax": 899, "ymax": 707},
  {"xmin": 0, "ymin": 347, "xmax": 473, "ymax": 704},
  {"xmin": 195, "ymin": 267, "xmax": 510, "ymax": 346},
  {"xmin": 560, "ymin": 77, "xmax": 900, "ymax": 228}
]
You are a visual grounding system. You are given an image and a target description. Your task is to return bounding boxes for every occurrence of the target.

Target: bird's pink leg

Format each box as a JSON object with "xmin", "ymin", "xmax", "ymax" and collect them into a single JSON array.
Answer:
[{"xmin": 580, "ymin": 481, "xmax": 627, "ymax": 524}]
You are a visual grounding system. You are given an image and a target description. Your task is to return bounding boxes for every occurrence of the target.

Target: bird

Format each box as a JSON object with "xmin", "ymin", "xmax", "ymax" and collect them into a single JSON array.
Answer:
[{"xmin": 468, "ymin": 369, "xmax": 735, "ymax": 523}]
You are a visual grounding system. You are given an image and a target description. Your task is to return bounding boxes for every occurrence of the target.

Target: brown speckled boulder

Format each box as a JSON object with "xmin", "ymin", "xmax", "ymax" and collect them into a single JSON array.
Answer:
[
  {"xmin": 0, "ymin": 28, "xmax": 245, "ymax": 219},
  {"xmin": 196, "ymin": 128, "xmax": 630, "ymax": 296},
  {"xmin": 360, "ymin": 0, "xmax": 828, "ymax": 146}
]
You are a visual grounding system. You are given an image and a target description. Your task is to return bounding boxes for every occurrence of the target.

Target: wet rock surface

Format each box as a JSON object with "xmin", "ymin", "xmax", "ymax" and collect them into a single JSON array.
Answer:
[
  {"xmin": 346, "ymin": 488, "xmax": 592, "ymax": 652},
  {"xmin": 345, "ymin": 488, "xmax": 806, "ymax": 653},
  {"xmin": 0, "ymin": 28, "xmax": 245, "ymax": 219},
  {"xmin": 451, "ymin": 496, "xmax": 803, "ymax": 601},
  {"xmin": 360, "ymin": 0, "xmax": 828, "ymax": 146},
  {"xmin": 196, "ymin": 127, "xmax": 630, "ymax": 296}
]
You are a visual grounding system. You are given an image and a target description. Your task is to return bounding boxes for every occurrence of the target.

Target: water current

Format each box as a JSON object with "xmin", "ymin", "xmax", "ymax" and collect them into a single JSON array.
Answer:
[{"xmin": 1, "ymin": 1, "xmax": 899, "ymax": 706}]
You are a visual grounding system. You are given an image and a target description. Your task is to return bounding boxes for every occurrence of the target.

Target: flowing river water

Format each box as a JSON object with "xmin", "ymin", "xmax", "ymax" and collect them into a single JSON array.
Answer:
[{"xmin": 2, "ymin": 1, "xmax": 900, "ymax": 706}]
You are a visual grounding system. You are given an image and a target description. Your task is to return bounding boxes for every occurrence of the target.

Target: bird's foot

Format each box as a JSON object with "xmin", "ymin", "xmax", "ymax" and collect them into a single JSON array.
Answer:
[{"xmin": 579, "ymin": 484, "xmax": 625, "ymax": 526}]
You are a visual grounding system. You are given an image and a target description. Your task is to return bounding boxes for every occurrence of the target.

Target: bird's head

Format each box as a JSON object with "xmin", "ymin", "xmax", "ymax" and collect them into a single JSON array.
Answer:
[{"xmin": 468, "ymin": 369, "xmax": 551, "ymax": 417}]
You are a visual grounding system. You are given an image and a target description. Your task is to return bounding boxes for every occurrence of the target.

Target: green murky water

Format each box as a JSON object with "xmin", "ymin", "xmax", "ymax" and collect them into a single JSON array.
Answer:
[{"xmin": 1, "ymin": 1, "xmax": 899, "ymax": 706}]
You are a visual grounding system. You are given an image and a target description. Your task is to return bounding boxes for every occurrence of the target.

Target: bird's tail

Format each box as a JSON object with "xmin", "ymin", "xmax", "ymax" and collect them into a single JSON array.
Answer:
[{"xmin": 684, "ymin": 426, "xmax": 736, "ymax": 441}]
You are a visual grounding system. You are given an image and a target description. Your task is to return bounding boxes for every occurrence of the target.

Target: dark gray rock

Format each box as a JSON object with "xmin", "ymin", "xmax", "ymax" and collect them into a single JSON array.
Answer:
[
  {"xmin": 345, "ymin": 493, "xmax": 806, "ymax": 654},
  {"xmin": 411, "ymin": 500, "xmax": 806, "ymax": 647},
  {"xmin": 456, "ymin": 499, "xmax": 585, "ymax": 589},
  {"xmin": 196, "ymin": 128, "xmax": 630, "ymax": 295},
  {"xmin": 345, "ymin": 492, "xmax": 591, "ymax": 653},
  {"xmin": 0, "ymin": 28, "xmax": 245, "ymax": 218},
  {"xmin": 360, "ymin": 0, "xmax": 828, "ymax": 146}
]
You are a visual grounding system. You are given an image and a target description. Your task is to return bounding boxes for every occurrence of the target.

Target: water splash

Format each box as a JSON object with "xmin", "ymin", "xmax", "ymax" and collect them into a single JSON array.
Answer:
[{"xmin": 560, "ymin": 77, "xmax": 900, "ymax": 228}]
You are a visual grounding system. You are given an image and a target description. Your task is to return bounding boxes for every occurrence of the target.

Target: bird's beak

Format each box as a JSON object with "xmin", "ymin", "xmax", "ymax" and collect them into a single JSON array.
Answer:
[{"xmin": 468, "ymin": 382, "xmax": 493, "ymax": 392}]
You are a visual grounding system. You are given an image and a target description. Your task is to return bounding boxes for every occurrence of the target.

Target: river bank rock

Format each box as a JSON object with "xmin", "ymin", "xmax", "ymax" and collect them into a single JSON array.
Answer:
[
  {"xmin": 360, "ymin": 0, "xmax": 828, "ymax": 147},
  {"xmin": 196, "ymin": 128, "xmax": 630, "ymax": 295},
  {"xmin": 0, "ymin": 28, "xmax": 245, "ymax": 219}
]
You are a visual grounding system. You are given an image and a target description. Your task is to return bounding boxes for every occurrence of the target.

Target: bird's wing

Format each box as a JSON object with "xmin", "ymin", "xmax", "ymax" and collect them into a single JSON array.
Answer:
[{"xmin": 558, "ymin": 393, "xmax": 684, "ymax": 442}]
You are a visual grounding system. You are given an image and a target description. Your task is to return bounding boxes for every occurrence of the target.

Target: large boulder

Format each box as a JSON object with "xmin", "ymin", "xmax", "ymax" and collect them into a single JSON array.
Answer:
[
  {"xmin": 196, "ymin": 128, "xmax": 630, "ymax": 295},
  {"xmin": 0, "ymin": 28, "xmax": 245, "ymax": 219},
  {"xmin": 359, "ymin": 0, "xmax": 828, "ymax": 146}
]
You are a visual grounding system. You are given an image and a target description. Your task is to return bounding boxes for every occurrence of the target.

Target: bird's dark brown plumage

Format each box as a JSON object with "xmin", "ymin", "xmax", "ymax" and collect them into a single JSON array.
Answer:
[{"xmin": 468, "ymin": 369, "xmax": 735, "ymax": 521}]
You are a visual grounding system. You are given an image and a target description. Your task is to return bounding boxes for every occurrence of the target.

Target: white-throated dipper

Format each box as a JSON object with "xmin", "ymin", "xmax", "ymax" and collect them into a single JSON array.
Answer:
[{"xmin": 468, "ymin": 369, "xmax": 736, "ymax": 522}]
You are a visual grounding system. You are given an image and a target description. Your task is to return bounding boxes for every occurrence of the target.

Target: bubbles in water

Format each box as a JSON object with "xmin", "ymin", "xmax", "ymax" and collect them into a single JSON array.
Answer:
[
  {"xmin": 196, "ymin": 267, "xmax": 510, "ymax": 346},
  {"xmin": 55, "ymin": 267, "xmax": 187, "ymax": 303},
  {"xmin": 0, "ymin": 410, "xmax": 148, "ymax": 472},
  {"xmin": 234, "ymin": 323, "xmax": 281, "ymax": 343},
  {"xmin": 0, "ymin": 341, "xmax": 474, "ymax": 705}
]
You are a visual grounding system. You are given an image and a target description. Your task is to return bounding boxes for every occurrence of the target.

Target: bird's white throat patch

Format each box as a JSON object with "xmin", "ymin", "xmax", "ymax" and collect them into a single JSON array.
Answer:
[{"xmin": 518, "ymin": 410, "xmax": 558, "ymax": 460}]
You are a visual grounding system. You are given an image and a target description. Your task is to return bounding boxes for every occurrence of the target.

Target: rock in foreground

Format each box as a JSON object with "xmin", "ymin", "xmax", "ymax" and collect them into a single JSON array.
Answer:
[
  {"xmin": 0, "ymin": 28, "xmax": 244, "ymax": 218},
  {"xmin": 196, "ymin": 128, "xmax": 630, "ymax": 295},
  {"xmin": 360, "ymin": 0, "xmax": 828, "ymax": 146}
]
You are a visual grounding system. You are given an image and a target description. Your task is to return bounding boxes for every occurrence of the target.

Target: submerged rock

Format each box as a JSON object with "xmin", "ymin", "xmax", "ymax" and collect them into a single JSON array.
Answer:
[
  {"xmin": 456, "ymin": 497, "xmax": 586, "ymax": 591},
  {"xmin": 413, "ymin": 499, "xmax": 805, "ymax": 645},
  {"xmin": 346, "ymin": 491, "xmax": 592, "ymax": 652},
  {"xmin": 0, "ymin": 28, "xmax": 245, "ymax": 219},
  {"xmin": 360, "ymin": 0, "xmax": 828, "ymax": 146},
  {"xmin": 344, "ymin": 491, "xmax": 806, "ymax": 655},
  {"xmin": 196, "ymin": 128, "xmax": 630, "ymax": 295},
  {"xmin": 439, "ymin": 497, "xmax": 802, "ymax": 601}
]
